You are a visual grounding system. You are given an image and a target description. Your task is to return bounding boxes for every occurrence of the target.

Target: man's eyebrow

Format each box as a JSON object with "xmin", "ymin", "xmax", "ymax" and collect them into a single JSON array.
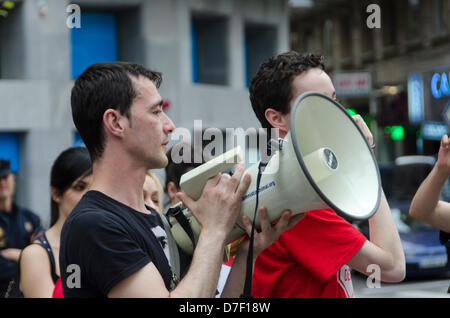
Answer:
[{"xmin": 150, "ymin": 99, "xmax": 164, "ymax": 109}]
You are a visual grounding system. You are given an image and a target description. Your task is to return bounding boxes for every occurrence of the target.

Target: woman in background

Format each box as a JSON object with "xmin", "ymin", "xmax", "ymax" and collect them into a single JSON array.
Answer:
[
  {"xmin": 143, "ymin": 171, "xmax": 164, "ymax": 212},
  {"xmin": 19, "ymin": 147, "xmax": 92, "ymax": 298}
]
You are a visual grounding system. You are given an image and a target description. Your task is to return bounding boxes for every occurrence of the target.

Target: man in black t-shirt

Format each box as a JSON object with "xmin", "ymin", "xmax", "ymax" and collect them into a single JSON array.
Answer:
[{"xmin": 61, "ymin": 62, "xmax": 298, "ymax": 298}]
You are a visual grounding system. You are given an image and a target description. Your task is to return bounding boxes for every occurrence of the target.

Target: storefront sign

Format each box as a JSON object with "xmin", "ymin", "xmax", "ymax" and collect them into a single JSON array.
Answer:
[
  {"xmin": 408, "ymin": 73, "xmax": 424, "ymax": 124},
  {"xmin": 431, "ymin": 72, "xmax": 450, "ymax": 99},
  {"xmin": 424, "ymin": 65, "xmax": 450, "ymax": 122},
  {"xmin": 422, "ymin": 122, "xmax": 448, "ymax": 140},
  {"xmin": 333, "ymin": 72, "xmax": 371, "ymax": 97}
]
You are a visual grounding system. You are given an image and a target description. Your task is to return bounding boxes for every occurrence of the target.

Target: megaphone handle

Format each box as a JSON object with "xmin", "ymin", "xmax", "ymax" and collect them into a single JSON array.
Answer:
[{"xmin": 240, "ymin": 161, "xmax": 267, "ymax": 298}]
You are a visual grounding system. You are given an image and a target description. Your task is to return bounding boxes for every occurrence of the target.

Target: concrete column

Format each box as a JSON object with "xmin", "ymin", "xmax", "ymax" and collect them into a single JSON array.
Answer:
[
  {"xmin": 229, "ymin": 0, "xmax": 245, "ymax": 89},
  {"xmin": 15, "ymin": 0, "xmax": 73, "ymax": 223}
]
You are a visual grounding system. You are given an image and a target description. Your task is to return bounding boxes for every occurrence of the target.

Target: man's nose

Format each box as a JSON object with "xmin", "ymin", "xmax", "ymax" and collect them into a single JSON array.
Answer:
[{"xmin": 163, "ymin": 113, "xmax": 176, "ymax": 134}]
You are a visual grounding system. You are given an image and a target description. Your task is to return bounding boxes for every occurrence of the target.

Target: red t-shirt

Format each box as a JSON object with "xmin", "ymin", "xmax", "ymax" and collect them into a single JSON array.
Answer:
[{"xmin": 252, "ymin": 208, "xmax": 367, "ymax": 298}]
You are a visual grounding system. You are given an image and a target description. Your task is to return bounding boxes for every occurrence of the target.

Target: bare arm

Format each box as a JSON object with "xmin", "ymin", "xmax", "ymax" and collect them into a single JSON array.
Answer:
[
  {"xmin": 409, "ymin": 135, "xmax": 450, "ymax": 232},
  {"xmin": 0, "ymin": 248, "xmax": 21, "ymax": 263},
  {"xmin": 19, "ymin": 244, "xmax": 55, "ymax": 298},
  {"xmin": 347, "ymin": 190, "xmax": 405, "ymax": 282},
  {"xmin": 109, "ymin": 163, "xmax": 251, "ymax": 298},
  {"xmin": 347, "ymin": 114, "xmax": 405, "ymax": 282}
]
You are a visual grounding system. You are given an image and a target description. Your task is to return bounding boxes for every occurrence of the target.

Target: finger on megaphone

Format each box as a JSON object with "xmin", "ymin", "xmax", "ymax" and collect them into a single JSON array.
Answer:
[
  {"xmin": 352, "ymin": 114, "xmax": 373, "ymax": 146},
  {"xmin": 258, "ymin": 206, "xmax": 271, "ymax": 233},
  {"xmin": 228, "ymin": 162, "xmax": 245, "ymax": 191},
  {"xmin": 204, "ymin": 173, "xmax": 221, "ymax": 189},
  {"xmin": 273, "ymin": 210, "xmax": 292, "ymax": 232},
  {"xmin": 235, "ymin": 172, "xmax": 251, "ymax": 199},
  {"xmin": 175, "ymin": 191, "xmax": 196, "ymax": 212},
  {"xmin": 241, "ymin": 214, "xmax": 253, "ymax": 236}
]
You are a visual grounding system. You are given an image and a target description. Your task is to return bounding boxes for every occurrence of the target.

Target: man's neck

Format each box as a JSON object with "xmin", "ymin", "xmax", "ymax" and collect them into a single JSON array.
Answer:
[
  {"xmin": 0, "ymin": 197, "xmax": 13, "ymax": 212},
  {"xmin": 90, "ymin": 152, "xmax": 150, "ymax": 214}
]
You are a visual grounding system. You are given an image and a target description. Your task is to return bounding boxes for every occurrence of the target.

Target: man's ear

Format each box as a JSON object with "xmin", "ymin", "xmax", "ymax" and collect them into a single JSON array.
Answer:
[
  {"xmin": 264, "ymin": 108, "xmax": 289, "ymax": 136},
  {"xmin": 167, "ymin": 181, "xmax": 179, "ymax": 204},
  {"xmin": 103, "ymin": 109, "xmax": 128, "ymax": 138}
]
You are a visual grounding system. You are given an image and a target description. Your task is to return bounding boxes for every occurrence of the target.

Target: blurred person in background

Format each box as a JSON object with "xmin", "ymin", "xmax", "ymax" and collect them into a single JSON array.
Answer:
[
  {"xmin": 409, "ymin": 134, "xmax": 450, "ymax": 232},
  {"xmin": 0, "ymin": 159, "xmax": 42, "ymax": 298},
  {"xmin": 164, "ymin": 143, "xmax": 203, "ymax": 209},
  {"xmin": 409, "ymin": 134, "xmax": 450, "ymax": 275},
  {"xmin": 143, "ymin": 171, "xmax": 164, "ymax": 212},
  {"xmin": 19, "ymin": 147, "xmax": 92, "ymax": 298}
]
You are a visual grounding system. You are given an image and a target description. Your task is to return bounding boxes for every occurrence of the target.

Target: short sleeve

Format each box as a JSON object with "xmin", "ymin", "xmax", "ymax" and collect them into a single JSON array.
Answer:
[
  {"xmin": 68, "ymin": 212, "xmax": 152, "ymax": 296},
  {"xmin": 279, "ymin": 209, "xmax": 366, "ymax": 283}
]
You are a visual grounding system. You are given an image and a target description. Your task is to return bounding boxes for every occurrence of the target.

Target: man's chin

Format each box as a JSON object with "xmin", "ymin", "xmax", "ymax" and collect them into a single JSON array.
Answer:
[{"xmin": 148, "ymin": 157, "xmax": 168, "ymax": 169}]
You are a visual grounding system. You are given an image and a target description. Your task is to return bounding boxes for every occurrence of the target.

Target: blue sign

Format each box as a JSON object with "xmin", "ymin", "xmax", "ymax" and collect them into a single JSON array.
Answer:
[
  {"xmin": 422, "ymin": 122, "xmax": 449, "ymax": 140},
  {"xmin": 431, "ymin": 72, "xmax": 450, "ymax": 99},
  {"xmin": 408, "ymin": 73, "xmax": 424, "ymax": 124}
]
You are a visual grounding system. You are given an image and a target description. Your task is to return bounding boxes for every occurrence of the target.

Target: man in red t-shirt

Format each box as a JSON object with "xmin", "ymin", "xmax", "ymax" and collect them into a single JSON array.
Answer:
[{"xmin": 248, "ymin": 52, "xmax": 405, "ymax": 298}]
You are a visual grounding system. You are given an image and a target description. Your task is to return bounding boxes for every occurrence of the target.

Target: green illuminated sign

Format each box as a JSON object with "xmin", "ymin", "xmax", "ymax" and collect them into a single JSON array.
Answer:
[{"xmin": 385, "ymin": 126, "xmax": 404, "ymax": 140}]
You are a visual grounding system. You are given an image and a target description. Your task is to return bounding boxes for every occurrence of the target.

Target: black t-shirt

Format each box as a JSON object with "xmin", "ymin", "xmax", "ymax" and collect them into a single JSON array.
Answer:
[{"xmin": 60, "ymin": 190, "xmax": 189, "ymax": 298}]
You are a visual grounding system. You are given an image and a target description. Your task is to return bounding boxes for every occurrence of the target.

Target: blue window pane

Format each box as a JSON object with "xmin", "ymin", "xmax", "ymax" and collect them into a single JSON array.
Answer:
[
  {"xmin": 0, "ymin": 133, "xmax": 20, "ymax": 173},
  {"xmin": 71, "ymin": 12, "xmax": 118, "ymax": 79},
  {"xmin": 191, "ymin": 21, "xmax": 199, "ymax": 83}
]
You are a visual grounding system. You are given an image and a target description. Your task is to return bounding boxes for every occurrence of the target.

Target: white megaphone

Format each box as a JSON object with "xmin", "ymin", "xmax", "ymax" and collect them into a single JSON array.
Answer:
[{"xmin": 168, "ymin": 92, "xmax": 381, "ymax": 255}]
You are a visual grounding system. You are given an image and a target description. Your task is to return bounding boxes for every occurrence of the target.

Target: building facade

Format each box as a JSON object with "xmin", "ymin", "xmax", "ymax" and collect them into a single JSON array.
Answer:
[
  {"xmin": 290, "ymin": 0, "xmax": 450, "ymax": 164},
  {"xmin": 0, "ymin": 0, "xmax": 290, "ymax": 224}
]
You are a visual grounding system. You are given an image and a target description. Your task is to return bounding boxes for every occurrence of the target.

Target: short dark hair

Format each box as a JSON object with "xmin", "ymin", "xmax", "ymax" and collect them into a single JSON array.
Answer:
[
  {"xmin": 50, "ymin": 147, "xmax": 92, "ymax": 226},
  {"xmin": 71, "ymin": 62, "xmax": 162, "ymax": 161},
  {"xmin": 164, "ymin": 143, "xmax": 203, "ymax": 191},
  {"xmin": 249, "ymin": 52, "xmax": 325, "ymax": 129}
]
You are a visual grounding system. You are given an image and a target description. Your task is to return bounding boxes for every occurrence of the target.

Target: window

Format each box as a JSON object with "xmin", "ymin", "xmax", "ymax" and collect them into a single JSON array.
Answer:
[
  {"xmin": 191, "ymin": 13, "xmax": 228, "ymax": 85},
  {"xmin": 432, "ymin": 0, "xmax": 448, "ymax": 35},
  {"xmin": 361, "ymin": 3, "xmax": 374, "ymax": 56},
  {"xmin": 381, "ymin": 0, "xmax": 397, "ymax": 47},
  {"xmin": 71, "ymin": 12, "xmax": 118, "ymax": 79},
  {"xmin": 322, "ymin": 19, "xmax": 333, "ymax": 59},
  {"xmin": 340, "ymin": 15, "xmax": 352, "ymax": 59},
  {"xmin": 244, "ymin": 23, "xmax": 277, "ymax": 87},
  {"xmin": 407, "ymin": 0, "xmax": 421, "ymax": 42},
  {"xmin": 0, "ymin": 132, "xmax": 20, "ymax": 173}
]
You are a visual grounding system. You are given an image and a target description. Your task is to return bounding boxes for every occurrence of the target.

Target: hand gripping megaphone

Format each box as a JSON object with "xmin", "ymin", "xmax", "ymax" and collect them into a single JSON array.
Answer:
[{"xmin": 168, "ymin": 92, "xmax": 381, "ymax": 255}]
